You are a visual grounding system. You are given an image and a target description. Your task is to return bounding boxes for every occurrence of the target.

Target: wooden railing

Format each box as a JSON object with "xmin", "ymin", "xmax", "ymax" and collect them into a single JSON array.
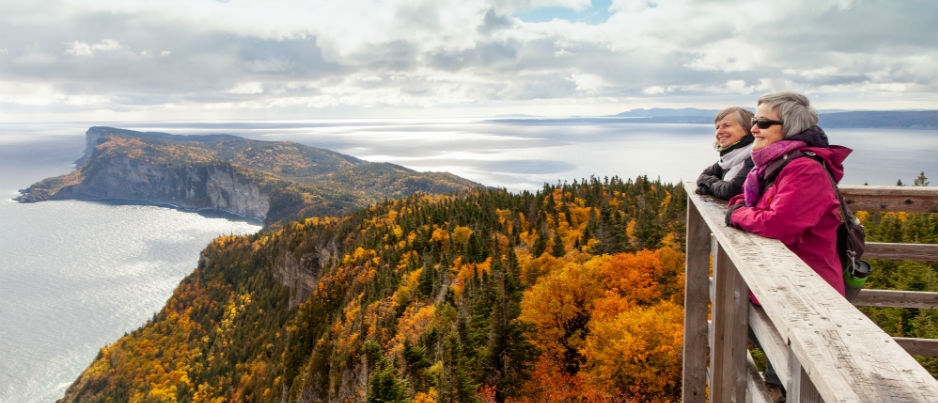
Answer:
[{"xmin": 681, "ymin": 183, "xmax": 938, "ymax": 403}]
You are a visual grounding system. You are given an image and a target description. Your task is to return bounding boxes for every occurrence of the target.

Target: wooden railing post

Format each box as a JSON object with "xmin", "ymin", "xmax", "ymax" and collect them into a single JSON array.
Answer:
[
  {"xmin": 682, "ymin": 194, "xmax": 711, "ymax": 403},
  {"xmin": 787, "ymin": 357, "xmax": 822, "ymax": 403},
  {"xmin": 710, "ymin": 243, "xmax": 750, "ymax": 402}
]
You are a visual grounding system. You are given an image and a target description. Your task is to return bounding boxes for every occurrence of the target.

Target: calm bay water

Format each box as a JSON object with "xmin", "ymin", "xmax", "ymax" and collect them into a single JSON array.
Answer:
[
  {"xmin": 0, "ymin": 129, "xmax": 261, "ymax": 403},
  {"xmin": 0, "ymin": 120, "xmax": 934, "ymax": 402},
  {"xmin": 121, "ymin": 119, "xmax": 938, "ymax": 190}
]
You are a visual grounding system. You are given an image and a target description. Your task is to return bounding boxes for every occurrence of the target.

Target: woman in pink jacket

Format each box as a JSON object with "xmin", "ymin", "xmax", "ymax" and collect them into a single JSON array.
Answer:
[
  {"xmin": 725, "ymin": 91, "xmax": 852, "ymax": 402},
  {"xmin": 725, "ymin": 91, "xmax": 852, "ymax": 297}
]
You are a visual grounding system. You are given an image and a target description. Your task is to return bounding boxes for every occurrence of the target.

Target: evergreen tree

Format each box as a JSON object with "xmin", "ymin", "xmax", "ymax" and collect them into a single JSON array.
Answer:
[
  {"xmin": 485, "ymin": 256, "xmax": 537, "ymax": 402},
  {"xmin": 531, "ymin": 231, "xmax": 548, "ymax": 257},
  {"xmin": 914, "ymin": 171, "xmax": 930, "ymax": 186},
  {"xmin": 550, "ymin": 231, "xmax": 565, "ymax": 257},
  {"xmin": 367, "ymin": 357, "xmax": 407, "ymax": 403}
]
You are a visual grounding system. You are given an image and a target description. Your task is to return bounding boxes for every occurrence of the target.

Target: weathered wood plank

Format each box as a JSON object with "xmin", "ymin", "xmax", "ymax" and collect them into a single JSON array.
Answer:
[
  {"xmin": 684, "ymin": 182, "xmax": 938, "ymax": 403},
  {"xmin": 853, "ymin": 289, "xmax": 938, "ymax": 309},
  {"xmin": 895, "ymin": 337, "xmax": 938, "ymax": 357},
  {"xmin": 749, "ymin": 306, "xmax": 791, "ymax": 387},
  {"xmin": 839, "ymin": 185, "xmax": 938, "ymax": 213},
  {"xmin": 681, "ymin": 193, "xmax": 711, "ymax": 403},
  {"xmin": 864, "ymin": 242, "xmax": 938, "ymax": 262}
]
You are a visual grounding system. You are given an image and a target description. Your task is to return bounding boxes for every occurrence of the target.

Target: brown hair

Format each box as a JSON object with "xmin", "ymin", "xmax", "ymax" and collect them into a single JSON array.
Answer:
[{"xmin": 714, "ymin": 106, "xmax": 755, "ymax": 134}]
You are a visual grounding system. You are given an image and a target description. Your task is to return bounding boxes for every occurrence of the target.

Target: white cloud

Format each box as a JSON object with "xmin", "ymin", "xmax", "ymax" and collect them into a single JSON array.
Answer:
[
  {"xmin": 0, "ymin": 80, "xmax": 111, "ymax": 106},
  {"xmin": 65, "ymin": 39, "xmax": 121, "ymax": 56},
  {"xmin": 782, "ymin": 67, "xmax": 841, "ymax": 81},
  {"xmin": 642, "ymin": 86, "xmax": 668, "ymax": 95},
  {"xmin": 13, "ymin": 48, "xmax": 57, "ymax": 64},
  {"xmin": 569, "ymin": 73, "xmax": 604, "ymax": 93},
  {"xmin": 64, "ymin": 42, "xmax": 94, "ymax": 57},
  {"xmin": 227, "ymin": 82, "xmax": 265, "ymax": 95},
  {"xmin": 683, "ymin": 39, "xmax": 763, "ymax": 73},
  {"xmin": 0, "ymin": 0, "xmax": 932, "ymax": 121}
]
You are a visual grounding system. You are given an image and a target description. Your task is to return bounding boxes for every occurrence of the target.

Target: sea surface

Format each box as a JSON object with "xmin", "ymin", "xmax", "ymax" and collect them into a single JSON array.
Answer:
[
  {"xmin": 1, "ymin": 119, "xmax": 935, "ymax": 402},
  {"xmin": 0, "ymin": 127, "xmax": 262, "ymax": 403}
]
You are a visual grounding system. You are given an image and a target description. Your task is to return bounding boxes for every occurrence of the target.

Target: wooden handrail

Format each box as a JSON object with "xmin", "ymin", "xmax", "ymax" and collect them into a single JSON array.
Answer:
[
  {"xmin": 853, "ymin": 289, "xmax": 938, "ymax": 309},
  {"xmin": 682, "ymin": 182, "xmax": 938, "ymax": 403},
  {"xmin": 864, "ymin": 242, "xmax": 938, "ymax": 261},
  {"xmin": 840, "ymin": 185, "xmax": 938, "ymax": 213}
]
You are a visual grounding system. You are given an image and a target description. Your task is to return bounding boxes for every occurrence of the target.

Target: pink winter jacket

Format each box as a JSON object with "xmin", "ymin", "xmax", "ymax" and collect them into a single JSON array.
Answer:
[{"xmin": 727, "ymin": 145, "xmax": 853, "ymax": 300}]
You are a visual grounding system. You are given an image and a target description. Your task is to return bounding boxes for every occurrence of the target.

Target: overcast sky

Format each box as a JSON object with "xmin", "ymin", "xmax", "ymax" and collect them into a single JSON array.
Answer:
[{"xmin": 1, "ymin": 0, "xmax": 935, "ymax": 122}]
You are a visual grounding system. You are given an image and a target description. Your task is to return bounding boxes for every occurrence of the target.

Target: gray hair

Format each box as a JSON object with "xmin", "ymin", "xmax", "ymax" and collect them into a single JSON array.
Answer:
[
  {"xmin": 714, "ymin": 106, "xmax": 755, "ymax": 134},
  {"xmin": 757, "ymin": 92, "xmax": 818, "ymax": 138}
]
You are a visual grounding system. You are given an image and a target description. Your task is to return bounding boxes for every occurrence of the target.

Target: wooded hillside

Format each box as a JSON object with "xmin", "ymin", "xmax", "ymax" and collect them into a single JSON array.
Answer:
[
  {"xmin": 59, "ymin": 176, "xmax": 689, "ymax": 402},
  {"xmin": 57, "ymin": 176, "xmax": 937, "ymax": 403}
]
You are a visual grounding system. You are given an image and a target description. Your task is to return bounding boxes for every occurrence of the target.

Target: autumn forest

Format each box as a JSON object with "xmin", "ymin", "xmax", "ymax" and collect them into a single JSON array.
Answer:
[{"xmin": 58, "ymin": 176, "xmax": 937, "ymax": 403}]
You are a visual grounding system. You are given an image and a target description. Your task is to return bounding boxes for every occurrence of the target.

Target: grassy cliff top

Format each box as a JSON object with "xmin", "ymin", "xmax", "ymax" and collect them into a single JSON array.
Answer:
[{"xmin": 85, "ymin": 126, "xmax": 364, "ymax": 179}]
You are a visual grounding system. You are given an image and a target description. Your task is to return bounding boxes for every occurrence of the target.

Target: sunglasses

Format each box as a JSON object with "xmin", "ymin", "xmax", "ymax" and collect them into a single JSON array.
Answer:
[{"xmin": 751, "ymin": 118, "xmax": 783, "ymax": 129}]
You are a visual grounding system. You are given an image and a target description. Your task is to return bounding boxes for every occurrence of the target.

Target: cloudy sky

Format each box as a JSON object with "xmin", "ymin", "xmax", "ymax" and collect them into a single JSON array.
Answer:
[{"xmin": 0, "ymin": 0, "xmax": 935, "ymax": 122}]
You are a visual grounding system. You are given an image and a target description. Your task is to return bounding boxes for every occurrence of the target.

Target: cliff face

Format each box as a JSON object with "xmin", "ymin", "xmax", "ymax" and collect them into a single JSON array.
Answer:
[
  {"xmin": 272, "ymin": 247, "xmax": 332, "ymax": 308},
  {"xmin": 54, "ymin": 156, "xmax": 270, "ymax": 221}
]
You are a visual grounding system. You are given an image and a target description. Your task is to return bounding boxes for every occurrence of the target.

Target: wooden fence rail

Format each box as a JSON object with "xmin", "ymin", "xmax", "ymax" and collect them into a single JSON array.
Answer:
[{"xmin": 682, "ymin": 183, "xmax": 938, "ymax": 403}]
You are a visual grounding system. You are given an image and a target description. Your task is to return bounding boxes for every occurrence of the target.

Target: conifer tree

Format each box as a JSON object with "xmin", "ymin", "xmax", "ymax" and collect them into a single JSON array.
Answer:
[
  {"xmin": 367, "ymin": 357, "xmax": 407, "ymax": 403},
  {"xmin": 550, "ymin": 231, "xmax": 565, "ymax": 257},
  {"xmin": 914, "ymin": 171, "xmax": 930, "ymax": 186}
]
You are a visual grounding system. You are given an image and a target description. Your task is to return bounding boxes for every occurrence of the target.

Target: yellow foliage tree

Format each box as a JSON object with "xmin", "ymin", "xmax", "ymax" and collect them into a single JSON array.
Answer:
[
  {"xmin": 580, "ymin": 300, "xmax": 683, "ymax": 401},
  {"xmin": 518, "ymin": 258, "xmax": 604, "ymax": 363}
]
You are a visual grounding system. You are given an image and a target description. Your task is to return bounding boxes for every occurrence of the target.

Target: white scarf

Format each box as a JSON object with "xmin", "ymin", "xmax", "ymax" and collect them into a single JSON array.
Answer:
[{"xmin": 718, "ymin": 144, "xmax": 753, "ymax": 180}]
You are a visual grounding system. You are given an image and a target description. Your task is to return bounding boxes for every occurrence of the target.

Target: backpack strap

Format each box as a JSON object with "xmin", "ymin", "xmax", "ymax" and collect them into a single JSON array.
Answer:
[
  {"xmin": 802, "ymin": 151, "xmax": 855, "ymax": 227},
  {"xmin": 805, "ymin": 152, "xmax": 868, "ymax": 273},
  {"xmin": 764, "ymin": 150, "xmax": 866, "ymax": 275},
  {"xmin": 762, "ymin": 150, "xmax": 853, "ymax": 224}
]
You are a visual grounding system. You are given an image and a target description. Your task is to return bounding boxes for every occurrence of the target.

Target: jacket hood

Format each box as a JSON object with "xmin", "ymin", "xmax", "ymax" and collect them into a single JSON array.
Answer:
[
  {"xmin": 789, "ymin": 125, "xmax": 829, "ymax": 148},
  {"xmin": 803, "ymin": 145, "xmax": 852, "ymax": 183}
]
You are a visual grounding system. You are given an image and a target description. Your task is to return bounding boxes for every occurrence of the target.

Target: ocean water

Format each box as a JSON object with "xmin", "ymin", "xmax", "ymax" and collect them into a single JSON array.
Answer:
[
  {"xmin": 0, "ymin": 129, "xmax": 261, "ymax": 403},
  {"xmin": 125, "ymin": 119, "xmax": 938, "ymax": 190},
  {"xmin": 0, "ymin": 120, "xmax": 934, "ymax": 402}
]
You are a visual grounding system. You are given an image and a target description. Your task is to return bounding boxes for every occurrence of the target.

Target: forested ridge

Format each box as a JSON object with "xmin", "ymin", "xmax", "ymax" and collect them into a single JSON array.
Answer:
[
  {"xmin": 57, "ymin": 176, "xmax": 937, "ymax": 403},
  {"xmin": 59, "ymin": 176, "xmax": 688, "ymax": 402}
]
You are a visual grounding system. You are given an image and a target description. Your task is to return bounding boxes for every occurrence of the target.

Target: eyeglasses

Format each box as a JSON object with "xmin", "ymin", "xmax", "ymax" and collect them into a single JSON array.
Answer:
[{"xmin": 751, "ymin": 118, "xmax": 783, "ymax": 129}]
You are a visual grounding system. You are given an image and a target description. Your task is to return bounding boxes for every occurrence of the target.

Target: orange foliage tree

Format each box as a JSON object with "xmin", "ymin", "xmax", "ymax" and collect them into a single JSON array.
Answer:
[{"xmin": 517, "ymin": 246, "xmax": 685, "ymax": 402}]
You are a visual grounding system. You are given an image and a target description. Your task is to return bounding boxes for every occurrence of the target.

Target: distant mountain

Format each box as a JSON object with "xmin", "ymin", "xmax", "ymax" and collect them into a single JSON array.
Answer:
[
  {"xmin": 614, "ymin": 107, "xmax": 717, "ymax": 119},
  {"xmin": 612, "ymin": 108, "xmax": 937, "ymax": 128},
  {"xmin": 17, "ymin": 126, "xmax": 483, "ymax": 226},
  {"xmin": 817, "ymin": 110, "xmax": 937, "ymax": 129}
]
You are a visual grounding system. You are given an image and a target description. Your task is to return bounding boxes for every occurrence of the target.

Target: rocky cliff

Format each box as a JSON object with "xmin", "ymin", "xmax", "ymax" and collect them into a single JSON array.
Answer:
[
  {"xmin": 53, "ymin": 157, "xmax": 270, "ymax": 221},
  {"xmin": 18, "ymin": 126, "xmax": 483, "ymax": 225}
]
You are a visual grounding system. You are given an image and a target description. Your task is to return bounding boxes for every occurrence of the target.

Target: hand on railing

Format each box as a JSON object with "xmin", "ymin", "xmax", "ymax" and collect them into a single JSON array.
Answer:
[{"xmin": 725, "ymin": 203, "xmax": 744, "ymax": 227}]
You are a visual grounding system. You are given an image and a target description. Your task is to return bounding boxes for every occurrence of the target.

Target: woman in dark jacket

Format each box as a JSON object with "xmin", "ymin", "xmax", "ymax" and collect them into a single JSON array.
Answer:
[{"xmin": 695, "ymin": 106, "xmax": 755, "ymax": 199}]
